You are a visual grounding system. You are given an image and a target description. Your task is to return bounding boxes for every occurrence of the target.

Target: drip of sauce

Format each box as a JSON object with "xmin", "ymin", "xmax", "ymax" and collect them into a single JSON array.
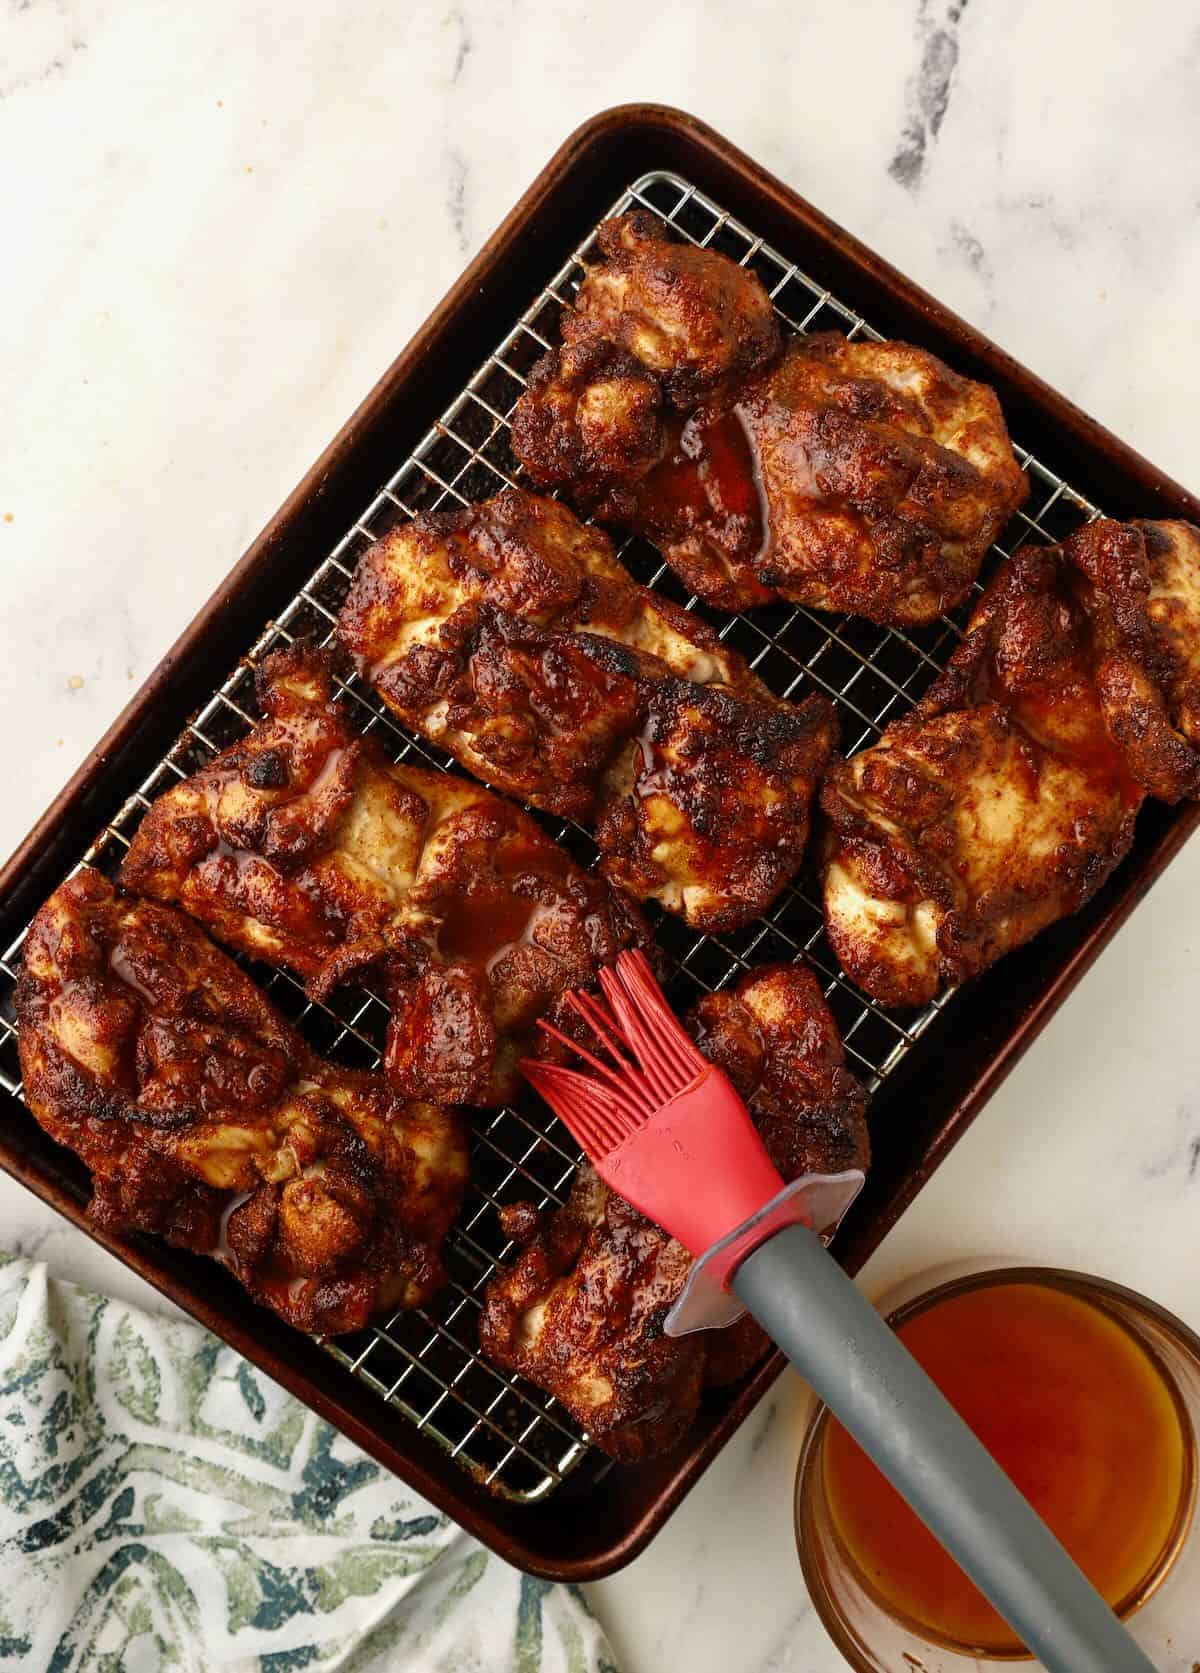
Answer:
[
  {"xmin": 493, "ymin": 838, "xmax": 576, "ymax": 882},
  {"xmin": 436, "ymin": 888, "xmax": 540, "ymax": 973},
  {"xmin": 486, "ymin": 903, "xmax": 565, "ymax": 979},
  {"xmin": 631, "ymin": 408, "xmax": 769, "ymax": 567},
  {"xmin": 822, "ymin": 1280, "xmax": 1192, "ymax": 1654},
  {"xmin": 434, "ymin": 842, "xmax": 582, "ymax": 980},
  {"xmin": 964, "ymin": 641, "xmax": 1144, "ymax": 810}
]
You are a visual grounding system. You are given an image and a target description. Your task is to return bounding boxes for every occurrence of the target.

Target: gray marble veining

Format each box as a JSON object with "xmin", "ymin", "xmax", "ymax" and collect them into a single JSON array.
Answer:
[{"xmin": 889, "ymin": 0, "xmax": 971, "ymax": 190}]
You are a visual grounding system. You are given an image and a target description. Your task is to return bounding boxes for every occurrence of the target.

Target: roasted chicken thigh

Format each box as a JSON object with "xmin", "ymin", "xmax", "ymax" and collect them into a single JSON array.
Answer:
[
  {"xmin": 337, "ymin": 489, "xmax": 838, "ymax": 931},
  {"xmin": 121, "ymin": 644, "xmax": 647, "ymax": 1106},
  {"xmin": 478, "ymin": 963, "xmax": 868, "ymax": 1460},
  {"xmin": 510, "ymin": 210, "xmax": 781, "ymax": 500},
  {"xmin": 821, "ymin": 519, "xmax": 1200, "ymax": 1006},
  {"xmin": 15, "ymin": 869, "xmax": 468, "ymax": 1335},
  {"xmin": 511, "ymin": 213, "xmax": 1027, "ymax": 626}
]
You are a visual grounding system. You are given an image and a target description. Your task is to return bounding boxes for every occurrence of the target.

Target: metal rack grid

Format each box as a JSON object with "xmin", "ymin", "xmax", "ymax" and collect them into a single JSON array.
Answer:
[{"xmin": 0, "ymin": 168, "xmax": 1103, "ymax": 1504}]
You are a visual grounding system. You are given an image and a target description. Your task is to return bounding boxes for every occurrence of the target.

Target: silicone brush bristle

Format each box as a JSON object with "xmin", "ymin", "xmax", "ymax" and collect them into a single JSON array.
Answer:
[
  {"xmin": 523, "ymin": 948, "xmax": 789, "ymax": 1259},
  {"xmin": 524, "ymin": 950, "xmax": 706, "ymax": 1159}
]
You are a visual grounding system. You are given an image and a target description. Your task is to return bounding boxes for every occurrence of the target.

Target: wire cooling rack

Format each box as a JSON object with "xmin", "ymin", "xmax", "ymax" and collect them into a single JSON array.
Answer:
[{"xmin": 0, "ymin": 169, "xmax": 1103, "ymax": 1504}]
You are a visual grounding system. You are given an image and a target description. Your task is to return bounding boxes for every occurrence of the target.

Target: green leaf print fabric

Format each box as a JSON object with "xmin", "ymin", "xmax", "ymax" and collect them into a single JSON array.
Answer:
[{"xmin": 0, "ymin": 1256, "xmax": 620, "ymax": 1673}]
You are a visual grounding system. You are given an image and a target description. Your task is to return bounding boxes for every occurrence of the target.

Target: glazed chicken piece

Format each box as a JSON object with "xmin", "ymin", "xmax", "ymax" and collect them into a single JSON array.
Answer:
[
  {"xmin": 337, "ymin": 489, "xmax": 838, "ymax": 932},
  {"xmin": 821, "ymin": 519, "xmax": 1200, "ymax": 1007},
  {"xmin": 120, "ymin": 644, "xmax": 647, "ymax": 1107},
  {"xmin": 1072, "ymin": 518, "xmax": 1200, "ymax": 802},
  {"xmin": 608, "ymin": 335, "xmax": 1030, "ymax": 622},
  {"xmin": 510, "ymin": 210, "xmax": 781, "ymax": 498},
  {"xmin": 511, "ymin": 212, "xmax": 1027, "ymax": 626},
  {"xmin": 15, "ymin": 869, "xmax": 468, "ymax": 1336},
  {"xmin": 478, "ymin": 963, "xmax": 869, "ymax": 1461},
  {"xmin": 567, "ymin": 210, "xmax": 781, "ymax": 404}
]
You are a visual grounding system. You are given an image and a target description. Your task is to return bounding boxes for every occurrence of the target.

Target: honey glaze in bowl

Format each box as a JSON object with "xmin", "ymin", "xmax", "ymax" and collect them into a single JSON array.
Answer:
[
  {"xmin": 796, "ymin": 1266, "xmax": 1200, "ymax": 1669},
  {"xmin": 822, "ymin": 1278, "xmax": 1192, "ymax": 1654}
]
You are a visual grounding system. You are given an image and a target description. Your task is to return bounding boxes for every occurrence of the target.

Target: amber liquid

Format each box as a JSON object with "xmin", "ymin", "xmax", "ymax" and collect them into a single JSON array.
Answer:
[{"xmin": 822, "ymin": 1280, "xmax": 1193, "ymax": 1654}]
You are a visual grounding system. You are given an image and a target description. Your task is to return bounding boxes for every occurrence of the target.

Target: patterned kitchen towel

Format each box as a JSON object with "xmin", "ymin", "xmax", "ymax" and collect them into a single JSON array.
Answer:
[{"xmin": 0, "ymin": 1254, "xmax": 619, "ymax": 1673}]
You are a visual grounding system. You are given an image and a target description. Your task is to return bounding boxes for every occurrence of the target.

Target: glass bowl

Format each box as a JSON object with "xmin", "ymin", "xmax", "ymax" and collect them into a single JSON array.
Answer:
[{"xmin": 794, "ymin": 1263, "xmax": 1200, "ymax": 1670}]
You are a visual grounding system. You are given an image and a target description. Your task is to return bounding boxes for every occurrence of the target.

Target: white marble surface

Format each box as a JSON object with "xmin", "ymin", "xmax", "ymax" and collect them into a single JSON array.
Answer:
[{"xmin": 3, "ymin": 2, "xmax": 1200, "ymax": 1668}]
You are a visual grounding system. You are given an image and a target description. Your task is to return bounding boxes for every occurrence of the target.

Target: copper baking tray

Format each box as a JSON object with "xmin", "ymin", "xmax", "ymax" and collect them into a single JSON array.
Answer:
[{"xmin": 1, "ymin": 105, "xmax": 1197, "ymax": 1580}]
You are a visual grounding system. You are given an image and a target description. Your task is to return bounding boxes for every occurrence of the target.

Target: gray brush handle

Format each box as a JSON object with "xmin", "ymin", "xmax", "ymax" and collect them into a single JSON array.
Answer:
[{"xmin": 732, "ymin": 1224, "xmax": 1156, "ymax": 1672}]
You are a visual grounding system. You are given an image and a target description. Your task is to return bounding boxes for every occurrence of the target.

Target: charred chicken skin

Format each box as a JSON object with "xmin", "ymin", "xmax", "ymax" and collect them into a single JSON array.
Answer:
[
  {"xmin": 478, "ymin": 963, "xmax": 868, "ymax": 1461},
  {"xmin": 510, "ymin": 210, "xmax": 781, "ymax": 499},
  {"xmin": 511, "ymin": 213, "xmax": 1027, "ymax": 626},
  {"xmin": 120, "ymin": 644, "xmax": 647, "ymax": 1107},
  {"xmin": 15, "ymin": 869, "xmax": 468, "ymax": 1335},
  {"xmin": 821, "ymin": 519, "xmax": 1200, "ymax": 1007},
  {"xmin": 337, "ymin": 489, "xmax": 838, "ymax": 932}
]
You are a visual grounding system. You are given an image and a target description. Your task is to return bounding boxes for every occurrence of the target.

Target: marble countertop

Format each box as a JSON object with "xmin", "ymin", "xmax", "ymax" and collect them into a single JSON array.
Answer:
[{"xmin": 3, "ymin": 2, "xmax": 1199, "ymax": 1668}]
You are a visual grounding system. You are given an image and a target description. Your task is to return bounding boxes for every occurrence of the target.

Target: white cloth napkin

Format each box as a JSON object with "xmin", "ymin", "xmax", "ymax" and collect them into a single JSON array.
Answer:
[{"xmin": 0, "ymin": 1255, "xmax": 619, "ymax": 1672}]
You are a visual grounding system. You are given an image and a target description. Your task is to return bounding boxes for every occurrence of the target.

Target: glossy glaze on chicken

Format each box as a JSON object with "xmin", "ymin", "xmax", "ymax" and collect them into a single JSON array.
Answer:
[
  {"xmin": 478, "ymin": 963, "xmax": 868, "ymax": 1460},
  {"xmin": 511, "ymin": 213, "xmax": 1027, "ymax": 625},
  {"xmin": 337, "ymin": 489, "xmax": 838, "ymax": 932},
  {"xmin": 15, "ymin": 869, "xmax": 468, "ymax": 1335},
  {"xmin": 120, "ymin": 644, "xmax": 648, "ymax": 1106},
  {"xmin": 821, "ymin": 519, "xmax": 1200, "ymax": 1006},
  {"xmin": 611, "ymin": 334, "xmax": 1028, "ymax": 622}
]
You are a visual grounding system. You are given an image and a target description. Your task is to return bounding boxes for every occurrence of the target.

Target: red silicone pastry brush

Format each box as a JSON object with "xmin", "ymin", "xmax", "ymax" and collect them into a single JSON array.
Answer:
[
  {"xmin": 523, "ymin": 950, "xmax": 1152, "ymax": 1673},
  {"xmin": 526, "ymin": 949, "xmax": 863, "ymax": 1331}
]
